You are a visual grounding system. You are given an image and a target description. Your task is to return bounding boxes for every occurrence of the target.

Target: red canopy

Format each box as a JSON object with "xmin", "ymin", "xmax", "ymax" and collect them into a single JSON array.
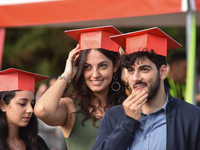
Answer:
[
  {"xmin": 0, "ymin": 0, "xmax": 187, "ymax": 69},
  {"xmin": 0, "ymin": 0, "xmax": 185, "ymax": 27},
  {"xmin": 0, "ymin": 28, "xmax": 5, "ymax": 70},
  {"xmin": 195, "ymin": 0, "xmax": 200, "ymax": 11}
]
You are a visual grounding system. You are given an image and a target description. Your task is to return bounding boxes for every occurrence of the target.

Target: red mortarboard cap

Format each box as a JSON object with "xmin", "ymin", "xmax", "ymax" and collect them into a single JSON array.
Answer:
[
  {"xmin": 65, "ymin": 25, "xmax": 122, "ymax": 52},
  {"xmin": 110, "ymin": 27, "xmax": 182, "ymax": 56},
  {"xmin": 0, "ymin": 68, "xmax": 49, "ymax": 93}
]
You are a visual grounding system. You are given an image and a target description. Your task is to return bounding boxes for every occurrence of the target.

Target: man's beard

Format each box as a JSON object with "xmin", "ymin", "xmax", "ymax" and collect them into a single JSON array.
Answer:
[
  {"xmin": 132, "ymin": 72, "xmax": 160, "ymax": 101},
  {"xmin": 147, "ymin": 72, "xmax": 160, "ymax": 101}
]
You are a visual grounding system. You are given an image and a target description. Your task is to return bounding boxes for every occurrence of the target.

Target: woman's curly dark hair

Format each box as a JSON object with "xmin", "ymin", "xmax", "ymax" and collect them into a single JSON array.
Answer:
[{"xmin": 65, "ymin": 48, "xmax": 127, "ymax": 127}]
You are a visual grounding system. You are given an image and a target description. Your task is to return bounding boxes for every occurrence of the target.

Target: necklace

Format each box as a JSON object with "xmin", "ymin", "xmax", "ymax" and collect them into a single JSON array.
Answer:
[{"xmin": 8, "ymin": 139, "xmax": 20, "ymax": 150}]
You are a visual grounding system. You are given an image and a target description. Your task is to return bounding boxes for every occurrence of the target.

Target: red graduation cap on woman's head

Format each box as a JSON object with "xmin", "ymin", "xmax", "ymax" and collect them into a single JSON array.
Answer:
[
  {"xmin": 65, "ymin": 25, "xmax": 122, "ymax": 52},
  {"xmin": 110, "ymin": 27, "xmax": 182, "ymax": 56},
  {"xmin": 0, "ymin": 68, "xmax": 49, "ymax": 93}
]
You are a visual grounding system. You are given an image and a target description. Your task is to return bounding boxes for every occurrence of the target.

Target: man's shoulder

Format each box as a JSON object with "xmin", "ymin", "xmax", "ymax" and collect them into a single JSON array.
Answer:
[
  {"xmin": 107, "ymin": 104, "xmax": 124, "ymax": 112},
  {"xmin": 170, "ymin": 97, "xmax": 200, "ymax": 115},
  {"xmin": 105, "ymin": 104, "xmax": 125, "ymax": 118},
  {"xmin": 180, "ymin": 99, "xmax": 200, "ymax": 111},
  {"xmin": 102, "ymin": 104, "xmax": 128, "ymax": 129},
  {"xmin": 168, "ymin": 98, "xmax": 200, "ymax": 129}
]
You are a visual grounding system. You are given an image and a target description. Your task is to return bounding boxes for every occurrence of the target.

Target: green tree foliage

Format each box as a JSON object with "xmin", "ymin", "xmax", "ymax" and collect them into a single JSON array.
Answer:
[
  {"xmin": 2, "ymin": 26, "xmax": 194, "ymax": 90},
  {"xmin": 3, "ymin": 27, "xmax": 76, "ymax": 77}
]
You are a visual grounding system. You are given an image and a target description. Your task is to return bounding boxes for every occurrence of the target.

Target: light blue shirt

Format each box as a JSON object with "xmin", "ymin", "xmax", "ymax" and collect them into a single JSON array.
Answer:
[{"xmin": 127, "ymin": 95, "xmax": 168, "ymax": 150}]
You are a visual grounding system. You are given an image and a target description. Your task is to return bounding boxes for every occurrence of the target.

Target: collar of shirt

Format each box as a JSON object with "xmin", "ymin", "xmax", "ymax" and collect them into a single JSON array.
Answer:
[
  {"xmin": 141, "ymin": 92, "xmax": 169, "ymax": 116},
  {"xmin": 127, "ymin": 92, "xmax": 169, "ymax": 150}
]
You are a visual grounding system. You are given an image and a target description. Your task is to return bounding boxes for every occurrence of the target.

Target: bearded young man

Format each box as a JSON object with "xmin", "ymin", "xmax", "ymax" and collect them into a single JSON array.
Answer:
[{"xmin": 92, "ymin": 27, "xmax": 200, "ymax": 150}]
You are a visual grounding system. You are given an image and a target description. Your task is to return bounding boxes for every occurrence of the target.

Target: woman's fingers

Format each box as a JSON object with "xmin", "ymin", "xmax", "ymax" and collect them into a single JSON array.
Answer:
[
  {"xmin": 62, "ymin": 44, "xmax": 80, "ymax": 79},
  {"xmin": 69, "ymin": 44, "xmax": 80, "ymax": 61},
  {"xmin": 119, "ymin": 46, "xmax": 125, "ymax": 56}
]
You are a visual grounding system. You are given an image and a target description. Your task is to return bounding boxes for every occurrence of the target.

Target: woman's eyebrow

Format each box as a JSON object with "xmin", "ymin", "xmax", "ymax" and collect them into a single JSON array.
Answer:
[{"xmin": 98, "ymin": 61, "xmax": 109, "ymax": 64}]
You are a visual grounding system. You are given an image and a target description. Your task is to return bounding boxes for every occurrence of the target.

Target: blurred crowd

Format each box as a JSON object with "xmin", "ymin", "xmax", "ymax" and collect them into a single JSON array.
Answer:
[{"xmin": 36, "ymin": 77, "xmax": 67, "ymax": 150}]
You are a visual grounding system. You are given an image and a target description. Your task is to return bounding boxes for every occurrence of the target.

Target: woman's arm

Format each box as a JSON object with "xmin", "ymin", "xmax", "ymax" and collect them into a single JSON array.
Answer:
[{"xmin": 34, "ymin": 44, "xmax": 80, "ymax": 126}]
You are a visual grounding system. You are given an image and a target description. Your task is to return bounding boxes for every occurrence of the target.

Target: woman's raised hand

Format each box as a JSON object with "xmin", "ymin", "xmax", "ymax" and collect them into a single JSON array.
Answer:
[
  {"xmin": 119, "ymin": 46, "xmax": 125, "ymax": 56},
  {"xmin": 62, "ymin": 44, "xmax": 80, "ymax": 81}
]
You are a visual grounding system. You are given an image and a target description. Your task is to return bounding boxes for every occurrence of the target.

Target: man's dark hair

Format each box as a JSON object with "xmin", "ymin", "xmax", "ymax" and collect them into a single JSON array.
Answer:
[{"xmin": 119, "ymin": 49, "xmax": 167, "ymax": 71}]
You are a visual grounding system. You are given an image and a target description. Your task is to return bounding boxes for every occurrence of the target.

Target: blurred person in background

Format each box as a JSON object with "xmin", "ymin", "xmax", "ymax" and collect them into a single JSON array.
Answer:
[
  {"xmin": 36, "ymin": 76, "xmax": 67, "ymax": 150},
  {"xmin": 35, "ymin": 83, "xmax": 48, "ymax": 101},
  {"xmin": 196, "ymin": 74, "xmax": 200, "ymax": 106},
  {"xmin": 164, "ymin": 52, "xmax": 187, "ymax": 100},
  {"xmin": 195, "ymin": 59, "xmax": 200, "ymax": 106}
]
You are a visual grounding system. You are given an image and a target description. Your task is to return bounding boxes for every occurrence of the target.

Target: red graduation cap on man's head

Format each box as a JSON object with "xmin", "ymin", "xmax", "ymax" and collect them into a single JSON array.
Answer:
[
  {"xmin": 65, "ymin": 25, "xmax": 122, "ymax": 52},
  {"xmin": 0, "ymin": 68, "xmax": 49, "ymax": 93},
  {"xmin": 110, "ymin": 27, "xmax": 182, "ymax": 56}
]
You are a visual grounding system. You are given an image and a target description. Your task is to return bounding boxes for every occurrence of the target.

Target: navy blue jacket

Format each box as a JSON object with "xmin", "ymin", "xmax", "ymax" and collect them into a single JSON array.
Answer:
[{"xmin": 92, "ymin": 91, "xmax": 200, "ymax": 150}]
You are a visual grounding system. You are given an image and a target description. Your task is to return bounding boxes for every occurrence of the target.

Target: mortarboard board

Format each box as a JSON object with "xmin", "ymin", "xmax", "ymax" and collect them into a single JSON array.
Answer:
[
  {"xmin": 0, "ymin": 68, "xmax": 49, "ymax": 93},
  {"xmin": 110, "ymin": 27, "xmax": 182, "ymax": 56},
  {"xmin": 65, "ymin": 25, "xmax": 122, "ymax": 52}
]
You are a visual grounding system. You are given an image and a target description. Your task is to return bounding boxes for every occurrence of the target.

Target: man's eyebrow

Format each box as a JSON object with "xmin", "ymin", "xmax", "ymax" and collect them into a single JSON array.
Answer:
[
  {"xmin": 127, "ymin": 64, "xmax": 151, "ymax": 69},
  {"xmin": 139, "ymin": 65, "xmax": 152, "ymax": 68}
]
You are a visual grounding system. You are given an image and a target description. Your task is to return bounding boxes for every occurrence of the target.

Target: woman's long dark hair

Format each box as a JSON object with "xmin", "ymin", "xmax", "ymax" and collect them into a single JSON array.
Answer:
[
  {"xmin": 65, "ymin": 48, "xmax": 127, "ymax": 127},
  {"xmin": 0, "ymin": 91, "xmax": 46, "ymax": 150}
]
